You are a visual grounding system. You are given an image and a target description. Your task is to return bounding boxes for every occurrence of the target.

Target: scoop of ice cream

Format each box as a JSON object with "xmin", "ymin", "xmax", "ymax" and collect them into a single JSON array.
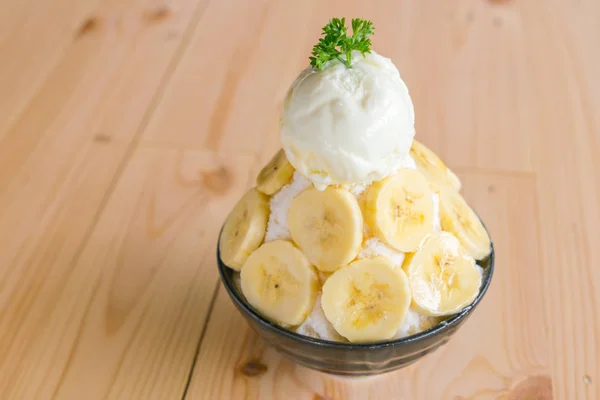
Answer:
[{"xmin": 280, "ymin": 50, "xmax": 415, "ymax": 190}]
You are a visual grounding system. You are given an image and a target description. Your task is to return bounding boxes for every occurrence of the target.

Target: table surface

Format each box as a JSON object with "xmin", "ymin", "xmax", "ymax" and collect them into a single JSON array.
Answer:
[{"xmin": 1, "ymin": 0, "xmax": 599, "ymax": 399}]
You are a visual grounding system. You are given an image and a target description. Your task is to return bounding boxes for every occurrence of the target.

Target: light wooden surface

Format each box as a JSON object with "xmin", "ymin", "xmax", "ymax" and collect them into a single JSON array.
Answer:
[{"xmin": 0, "ymin": 0, "xmax": 598, "ymax": 398}]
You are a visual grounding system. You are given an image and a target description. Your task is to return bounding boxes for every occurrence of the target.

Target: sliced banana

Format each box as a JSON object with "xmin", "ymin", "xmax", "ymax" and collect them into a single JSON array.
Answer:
[
  {"xmin": 410, "ymin": 140, "xmax": 461, "ymax": 191},
  {"xmin": 288, "ymin": 187, "xmax": 363, "ymax": 272},
  {"xmin": 403, "ymin": 232, "xmax": 481, "ymax": 316},
  {"xmin": 241, "ymin": 240, "xmax": 319, "ymax": 326},
  {"xmin": 365, "ymin": 169, "xmax": 434, "ymax": 252},
  {"xmin": 439, "ymin": 188, "xmax": 491, "ymax": 260},
  {"xmin": 321, "ymin": 257, "xmax": 412, "ymax": 343},
  {"xmin": 256, "ymin": 149, "xmax": 295, "ymax": 195},
  {"xmin": 219, "ymin": 188, "xmax": 270, "ymax": 270}
]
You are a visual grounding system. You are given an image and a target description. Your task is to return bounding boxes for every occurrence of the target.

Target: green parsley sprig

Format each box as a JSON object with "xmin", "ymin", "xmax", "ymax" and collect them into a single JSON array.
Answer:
[{"xmin": 309, "ymin": 18, "xmax": 375, "ymax": 70}]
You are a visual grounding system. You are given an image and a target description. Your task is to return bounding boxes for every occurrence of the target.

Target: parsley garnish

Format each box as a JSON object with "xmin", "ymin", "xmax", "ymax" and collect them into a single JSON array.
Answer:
[{"xmin": 309, "ymin": 18, "xmax": 375, "ymax": 70}]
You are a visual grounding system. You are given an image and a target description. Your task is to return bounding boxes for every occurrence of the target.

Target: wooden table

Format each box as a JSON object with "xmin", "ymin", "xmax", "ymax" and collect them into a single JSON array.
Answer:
[{"xmin": 1, "ymin": 0, "xmax": 598, "ymax": 398}]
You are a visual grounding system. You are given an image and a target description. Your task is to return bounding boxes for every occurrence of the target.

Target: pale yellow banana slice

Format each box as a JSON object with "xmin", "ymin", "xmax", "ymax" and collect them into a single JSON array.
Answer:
[
  {"xmin": 403, "ymin": 232, "xmax": 481, "ymax": 316},
  {"xmin": 288, "ymin": 187, "xmax": 363, "ymax": 272},
  {"xmin": 410, "ymin": 140, "xmax": 461, "ymax": 191},
  {"xmin": 241, "ymin": 240, "xmax": 319, "ymax": 326},
  {"xmin": 321, "ymin": 257, "xmax": 412, "ymax": 343},
  {"xmin": 438, "ymin": 188, "xmax": 491, "ymax": 260},
  {"xmin": 219, "ymin": 188, "xmax": 270, "ymax": 270},
  {"xmin": 365, "ymin": 169, "xmax": 434, "ymax": 252},
  {"xmin": 256, "ymin": 149, "xmax": 295, "ymax": 195}
]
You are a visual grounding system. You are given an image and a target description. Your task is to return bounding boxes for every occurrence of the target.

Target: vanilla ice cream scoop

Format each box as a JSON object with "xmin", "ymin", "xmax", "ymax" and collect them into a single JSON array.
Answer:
[{"xmin": 280, "ymin": 50, "xmax": 415, "ymax": 190}]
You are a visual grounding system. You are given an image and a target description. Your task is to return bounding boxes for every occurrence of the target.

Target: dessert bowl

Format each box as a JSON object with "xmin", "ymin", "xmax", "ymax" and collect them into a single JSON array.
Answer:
[
  {"xmin": 215, "ymin": 17, "xmax": 495, "ymax": 377},
  {"xmin": 217, "ymin": 231, "xmax": 494, "ymax": 377}
]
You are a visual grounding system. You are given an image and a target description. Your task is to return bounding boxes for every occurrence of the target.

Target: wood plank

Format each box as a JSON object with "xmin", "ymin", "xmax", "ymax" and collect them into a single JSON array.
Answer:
[
  {"xmin": 185, "ymin": 171, "xmax": 549, "ymax": 399},
  {"xmin": 411, "ymin": 0, "xmax": 535, "ymax": 173},
  {"xmin": 0, "ymin": 0, "xmax": 212, "ymax": 397},
  {"xmin": 45, "ymin": 147, "xmax": 253, "ymax": 399},
  {"xmin": 0, "ymin": 0, "xmax": 102, "ymax": 135},
  {"xmin": 140, "ymin": 0, "xmax": 319, "ymax": 153},
  {"xmin": 517, "ymin": 1, "xmax": 600, "ymax": 398}
]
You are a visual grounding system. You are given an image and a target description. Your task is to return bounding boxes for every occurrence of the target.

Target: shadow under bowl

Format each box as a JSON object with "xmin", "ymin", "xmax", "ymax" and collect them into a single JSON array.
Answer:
[{"xmin": 217, "ymin": 231, "xmax": 494, "ymax": 377}]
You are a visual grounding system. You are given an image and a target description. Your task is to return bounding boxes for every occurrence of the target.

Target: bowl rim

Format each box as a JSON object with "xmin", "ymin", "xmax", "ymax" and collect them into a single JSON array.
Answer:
[{"xmin": 217, "ymin": 228, "xmax": 494, "ymax": 350}]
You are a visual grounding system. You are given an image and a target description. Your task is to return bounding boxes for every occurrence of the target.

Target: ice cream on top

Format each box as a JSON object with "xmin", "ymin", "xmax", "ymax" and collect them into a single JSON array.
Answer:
[{"xmin": 280, "ymin": 50, "xmax": 415, "ymax": 190}]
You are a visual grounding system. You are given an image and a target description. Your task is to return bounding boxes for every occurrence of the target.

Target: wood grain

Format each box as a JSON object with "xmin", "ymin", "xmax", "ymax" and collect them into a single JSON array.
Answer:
[
  {"xmin": 140, "ymin": 0, "xmax": 317, "ymax": 153},
  {"xmin": 50, "ymin": 147, "xmax": 254, "ymax": 399},
  {"xmin": 0, "ymin": 0, "xmax": 213, "ymax": 397},
  {"xmin": 520, "ymin": 3, "xmax": 600, "ymax": 397},
  {"xmin": 0, "ymin": 0, "xmax": 99, "ymax": 135},
  {"xmin": 1, "ymin": 0, "xmax": 599, "ymax": 398}
]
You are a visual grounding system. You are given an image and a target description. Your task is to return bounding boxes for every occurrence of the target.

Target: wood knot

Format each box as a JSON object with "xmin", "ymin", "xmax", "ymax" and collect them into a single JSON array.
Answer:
[
  {"xmin": 313, "ymin": 395, "xmax": 332, "ymax": 400},
  {"xmin": 93, "ymin": 133, "xmax": 112, "ymax": 143},
  {"xmin": 145, "ymin": 5, "xmax": 171, "ymax": 22},
  {"xmin": 201, "ymin": 166, "xmax": 232, "ymax": 195},
  {"xmin": 488, "ymin": 0, "xmax": 512, "ymax": 4},
  {"xmin": 239, "ymin": 360, "xmax": 267, "ymax": 377},
  {"xmin": 509, "ymin": 375, "xmax": 552, "ymax": 400},
  {"xmin": 466, "ymin": 11, "xmax": 475, "ymax": 23},
  {"xmin": 76, "ymin": 17, "xmax": 100, "ymax": 38}
]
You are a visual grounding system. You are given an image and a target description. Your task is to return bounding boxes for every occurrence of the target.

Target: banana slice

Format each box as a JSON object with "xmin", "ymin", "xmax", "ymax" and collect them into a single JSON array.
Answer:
[
  {"xmin": 241, "ymin": 240, "xmax": 319, "ymax": 326},
  {"xmin": 219, "ymin": 188, "xmax": 270, "ymax": 270},
  {"xmin": 256, "ymin": 149, "xmax": 295, "ymax": 195},
  {"xmin": 410, "ymin": 140, "xmax": 461, "ymax": 191},
  {"xmin": 288, "ymin": 187, "xmax": 363, "ymax": 272},
  {"xmin": 321, "ymin": 258, "xmax": 412, "ymax": 342},
  {"xmin": 403, "ymin": 232, "xmax": 481, "ymax": 316},
  {"xmin": 439, "ymin": 188, "xmax": 491, "ymax": 260},
  {"xmin": 365, "ymin": 169, "xmax": 434, "ymax": 252}
]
